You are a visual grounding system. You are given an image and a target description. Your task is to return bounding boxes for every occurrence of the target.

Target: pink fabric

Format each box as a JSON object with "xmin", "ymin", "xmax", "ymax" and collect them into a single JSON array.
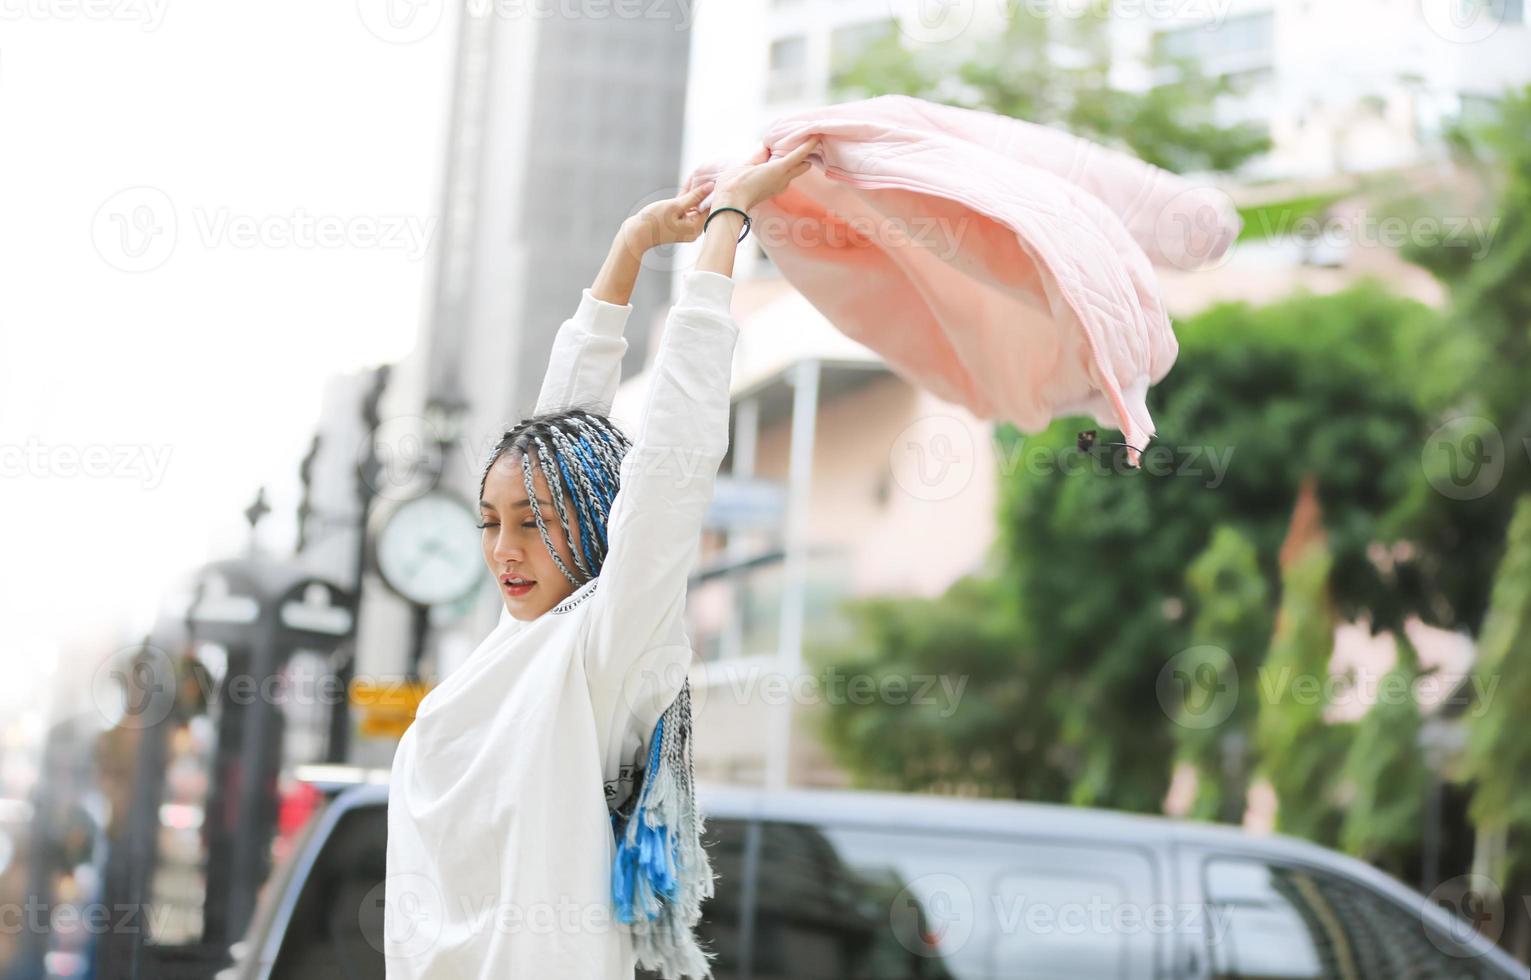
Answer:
[{"xmin": 684, "ymin": 94, "xmax": 1241, "ymax": 467}]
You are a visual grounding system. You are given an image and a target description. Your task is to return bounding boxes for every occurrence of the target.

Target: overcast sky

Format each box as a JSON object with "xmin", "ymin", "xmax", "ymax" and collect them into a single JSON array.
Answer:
[{"xmin": 0, "ymin": 2, "xmax": 460, "ymax": 724}]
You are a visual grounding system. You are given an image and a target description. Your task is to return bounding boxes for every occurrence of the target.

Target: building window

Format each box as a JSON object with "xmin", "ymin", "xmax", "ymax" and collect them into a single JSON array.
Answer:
[
  {"xmin": 766, "ymin": 34, "xmax": 808, "ymax": 103},
  {"xmin": 1153, "ymin": 10, "xmax": 1275, "ymax": 73},
  {"xmin": 829, "ymin": 17, "xmax": 896, "ymax": 74},
  {"xmin": 1452, "ymin": 0, "xmax": 1527, "ymax": 23},
  {"xmin": 1492, "ymin": 0, "xmax": 1525, "ymax": 22},
  {"xmin": 1458, "ymin": 92, "xmax": 1504, "ymax": 127}
]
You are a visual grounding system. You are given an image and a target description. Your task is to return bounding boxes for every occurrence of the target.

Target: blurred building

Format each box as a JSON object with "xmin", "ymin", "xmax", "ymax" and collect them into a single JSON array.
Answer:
[
  {"xmin": 300, "ymin": 3, "xmax": 700, "ymax": 765},
  {"xmin": 1111, "ymin": 0, "xmax": 1529, "ymax": 311},
  {"xmin": 292, "ymin": 371, "xmax": 379, "ymax": 591},
  {"xmin": 1106, "ymin": 0, "xmax": 1530, "ymax": 180}
]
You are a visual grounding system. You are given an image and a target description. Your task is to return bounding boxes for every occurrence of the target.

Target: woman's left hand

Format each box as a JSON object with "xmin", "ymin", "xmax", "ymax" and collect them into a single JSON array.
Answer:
[{"xmin": 624, "ymin": 181, "xmax": 717, "ymax": 251}]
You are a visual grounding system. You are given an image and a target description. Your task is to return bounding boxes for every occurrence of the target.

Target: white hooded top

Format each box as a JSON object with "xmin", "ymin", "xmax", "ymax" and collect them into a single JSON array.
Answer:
[{"xmin": 384, "ymin": 269, "xmax": 739, "ymax": 978}]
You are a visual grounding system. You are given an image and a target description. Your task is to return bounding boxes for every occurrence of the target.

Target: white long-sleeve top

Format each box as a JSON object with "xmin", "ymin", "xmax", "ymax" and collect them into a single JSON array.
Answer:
[{"xmin": 384, "ymin": 269, "xmax": 739, "ymax": 979}]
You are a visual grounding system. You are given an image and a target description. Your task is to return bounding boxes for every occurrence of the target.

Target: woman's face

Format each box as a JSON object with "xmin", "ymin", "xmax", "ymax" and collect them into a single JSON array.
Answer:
[{"xmin": 479, "ymin": 450, "xmax": 584, "ymax": 620}]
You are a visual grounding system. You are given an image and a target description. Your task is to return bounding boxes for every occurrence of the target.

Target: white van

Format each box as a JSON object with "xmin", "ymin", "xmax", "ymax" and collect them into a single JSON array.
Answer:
[{"xmin": 220, "ymin": 776, "xmax": 1524, "ymax": 979}]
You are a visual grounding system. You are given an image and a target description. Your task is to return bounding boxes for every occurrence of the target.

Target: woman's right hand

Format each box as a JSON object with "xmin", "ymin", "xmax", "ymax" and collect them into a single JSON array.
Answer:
[{"xmin": 710, "ymin": 137, "xmax": 820, "ymax": 212}]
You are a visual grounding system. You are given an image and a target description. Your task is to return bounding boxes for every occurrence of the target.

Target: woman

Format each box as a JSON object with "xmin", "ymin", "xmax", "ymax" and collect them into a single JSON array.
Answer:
[{"xmin": 384, "ymin": 138, "xmax": 820, "ymax": 979}]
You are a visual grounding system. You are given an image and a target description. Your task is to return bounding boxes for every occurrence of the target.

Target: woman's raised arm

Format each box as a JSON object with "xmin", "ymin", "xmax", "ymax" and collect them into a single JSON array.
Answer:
[
  {"xmin": 581, "ymin": 266, "xmax": 737, "ymax": 720},
  {"xmin": 582, "ymin": 138, "xmax": 821, "ymax": 718},
  {"xmin": 533, "ymin": 183, "xmax": 716, "ymax": 417}
]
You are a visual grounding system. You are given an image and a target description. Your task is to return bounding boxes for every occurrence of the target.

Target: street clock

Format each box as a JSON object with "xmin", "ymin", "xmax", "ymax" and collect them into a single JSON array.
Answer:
[{"xmin": 374, "ymin": 491, "xmax": 483, "ymax": 607}]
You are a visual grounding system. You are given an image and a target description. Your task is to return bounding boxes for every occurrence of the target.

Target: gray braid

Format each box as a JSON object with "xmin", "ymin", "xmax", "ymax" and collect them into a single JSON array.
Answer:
[{"xmin": 519, "ymin": 440, "xmax": 583, "ymax": 585}]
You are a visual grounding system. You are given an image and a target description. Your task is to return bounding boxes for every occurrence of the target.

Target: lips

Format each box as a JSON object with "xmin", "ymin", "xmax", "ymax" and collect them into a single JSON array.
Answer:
[{"xmin": 502, "ymin": 574, "xmax": 536, "ymax": 596}]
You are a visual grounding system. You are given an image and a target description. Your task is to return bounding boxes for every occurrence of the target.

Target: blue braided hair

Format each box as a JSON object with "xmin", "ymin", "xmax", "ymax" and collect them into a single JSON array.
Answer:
[
  {"xmin": 478, "ymin": 407, "xmax": 718, "ymax": 979},
  {"xmin": 478, "ymin": 408, "xmax": 632, "ymax": 587}
]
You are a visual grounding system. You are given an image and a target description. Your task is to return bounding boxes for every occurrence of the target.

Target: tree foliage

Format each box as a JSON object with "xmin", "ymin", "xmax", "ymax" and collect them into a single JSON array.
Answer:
[
  {"xmin": 1393, "ymin": 84, "xmax": 1531, "ymax": 633},
  {"xmin": 1462, "ymin": 494, "xmax": 1531, "ymax": 877},
  {"xmin": 1254, "ymin": 529, "xmax": 1350, "ymax": 847},
  {"xmin": 817, "ymin": 282, "xmax": 1446, "ymax": 811},
  {"xmin": 1176, "ymin": 525, "xmax": 1271, "ymax": 822},
  {"xmin": 1338, "ymin": 629, "xmax": 1429, "ymax": 876},
  {"xmin": 810, "ymin": 574, "xmax": 1072, "ymax": 801},
  {"xmin": 996, "ymin": 282, "xmax": 1446, "ymax": 813},
  {"xmin": 832, "ymin": 1, "xmax": 1271, "ymax": 175}
]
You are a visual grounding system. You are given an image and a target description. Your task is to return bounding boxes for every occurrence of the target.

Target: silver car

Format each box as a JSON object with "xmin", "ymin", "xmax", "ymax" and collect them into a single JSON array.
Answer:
[{"xmin": 221, "ymin": 776, "xmax": 1525, "ymax": 979}]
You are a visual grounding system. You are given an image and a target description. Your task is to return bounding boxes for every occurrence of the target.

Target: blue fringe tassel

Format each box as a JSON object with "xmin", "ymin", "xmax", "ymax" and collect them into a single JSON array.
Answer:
[
  {"xmin": 612, "ymin": 715, "xmax": 672, "ymax": 924},
  {"xmin": 608, "ymin": 686, "xmax": 717, "ymax": 978}
]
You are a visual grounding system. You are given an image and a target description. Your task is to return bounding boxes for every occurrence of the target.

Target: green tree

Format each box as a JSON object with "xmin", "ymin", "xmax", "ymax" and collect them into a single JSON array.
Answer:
[
  {"xmin": 1175, "ymin": 525, "xmax": 1271, "ymax": 823},
  {"xmin": 1254, "ymin": 513, "xmax": 1350, "ymax": 847},
  {"xmin": 1392, "ymin": 84, "xmax": 1531, "ymax": 634},
  {"xmin": 1386, "ymin": 82, "xmax": 1531, "ymax": 962},
  {"xmin": 832, "ymin": 0, "xmax": 1270, "ymax": 175},
  {"xmin": 1462, "ymin": 495, "xmax": 1531, "ymax": 896},
  {"xmin": 1338, "ymin": 629, "xmax": 1429, "ymax": 877},
  {"xmin": 811, "ymin": 574, "xmax": 1072, "ymax": 801},
  {"xmin": 994, "ymin": 283, "xmax": 1446, "ymax": 812},
  {"xmin": 816, "ymin": 282, "xmax": 1447, "ymax": 812}
]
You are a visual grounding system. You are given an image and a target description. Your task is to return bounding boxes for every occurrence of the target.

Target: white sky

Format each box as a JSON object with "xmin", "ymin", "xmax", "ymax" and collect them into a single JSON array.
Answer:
[{"xmin": 0, "ymin": 2, "xmax": 460, "ymax": 722}]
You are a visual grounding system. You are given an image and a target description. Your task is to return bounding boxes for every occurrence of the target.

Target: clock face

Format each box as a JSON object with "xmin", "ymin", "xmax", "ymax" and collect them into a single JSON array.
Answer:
[{"xmin": 375, "ymin": 492, "xmax": 483, "ymax": 606}]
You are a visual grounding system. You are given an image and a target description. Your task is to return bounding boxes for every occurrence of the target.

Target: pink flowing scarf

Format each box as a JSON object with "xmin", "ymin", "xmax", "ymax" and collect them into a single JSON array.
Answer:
[{"xmin": 684, "ymin": 94, "xmax": 1242, "ymax": 467}]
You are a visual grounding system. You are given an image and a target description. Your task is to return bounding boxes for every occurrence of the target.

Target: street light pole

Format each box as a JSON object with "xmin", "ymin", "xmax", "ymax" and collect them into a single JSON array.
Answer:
[{"xmin": 328, "ymin": 364, "xmax": 392, "ymax": 764}]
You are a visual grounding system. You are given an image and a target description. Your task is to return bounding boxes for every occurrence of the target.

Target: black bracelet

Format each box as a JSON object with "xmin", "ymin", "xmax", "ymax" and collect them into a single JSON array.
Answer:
[{"xmin": 704, "ymin": 206, "xmax": 750, "ymax": 243}]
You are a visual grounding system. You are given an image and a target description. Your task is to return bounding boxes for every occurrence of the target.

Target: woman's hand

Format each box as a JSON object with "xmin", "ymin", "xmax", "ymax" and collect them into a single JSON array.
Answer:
[
  {"xmin": 692, "ymin": 138, "xmax": 820, "ymax": 278},
  {"xmin": 710, "ymin": 137, "xmax": 820, "ymax": 213},
  {"xmin": 623, "ymin": 181, "xmax": 717, "ymax": 252}
]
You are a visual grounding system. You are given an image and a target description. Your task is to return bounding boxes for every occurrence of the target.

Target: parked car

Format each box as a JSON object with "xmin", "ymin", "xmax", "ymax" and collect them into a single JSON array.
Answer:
[{"xmin": 220, "ymin": 771, "xmax": 1523, "ymax": 979}]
